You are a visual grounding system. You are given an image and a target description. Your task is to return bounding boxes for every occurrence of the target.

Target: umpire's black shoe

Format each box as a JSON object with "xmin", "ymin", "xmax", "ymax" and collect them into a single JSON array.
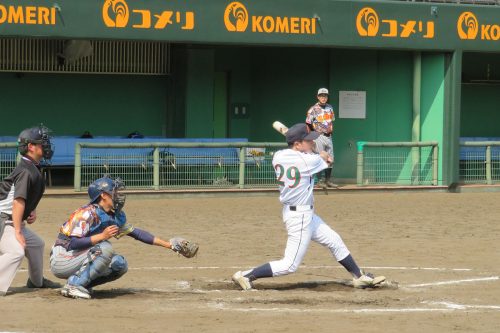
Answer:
[{"xmin": 26, "ymin": 277, "xmax": 62, "ymax": 289}]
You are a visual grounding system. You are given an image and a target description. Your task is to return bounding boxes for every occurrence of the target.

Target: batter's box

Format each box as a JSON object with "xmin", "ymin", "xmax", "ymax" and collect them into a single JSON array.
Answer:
[{"xmin": 201, "ymin": 279, "xmax": 398, "ymax": 292}]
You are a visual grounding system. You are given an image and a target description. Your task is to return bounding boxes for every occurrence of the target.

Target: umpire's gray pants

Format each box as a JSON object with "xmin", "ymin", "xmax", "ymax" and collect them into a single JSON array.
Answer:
[{"xmin": 0, "ymin": 223, "xmax": 45, "ymax": 294}]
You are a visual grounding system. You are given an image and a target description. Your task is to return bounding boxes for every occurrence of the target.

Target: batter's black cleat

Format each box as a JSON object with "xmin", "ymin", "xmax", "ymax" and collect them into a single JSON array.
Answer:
[{"xmin": 26, "ymin": 277, "xmax": 62, "ymax": 289}]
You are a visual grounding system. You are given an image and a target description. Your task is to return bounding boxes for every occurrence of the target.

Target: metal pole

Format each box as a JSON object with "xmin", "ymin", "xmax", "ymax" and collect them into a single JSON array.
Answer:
[
  {"xmin": 153, "ymin": 147, "xmax": 160, "ymax": 190},
  {"xmin": 356, "ymin": 142, "xmax": 365, "ymax": 186},
  {"xmin": 74, "ymin": 143, "xmax": 81, "ymax": 191},
  {"xmin": 412, "ymin": 52, "xmax": 422, "ymax": 184},
  {"xmin": 432, "ymin": 144, "xmax": 439, "ymax": 186},
  {"xmin": 486, "ymin": 145, "xmax": 492, "ymax": 185},
  {"xmin": 238, "ymin": 147, "xmax": 246, "ymax": 189}
]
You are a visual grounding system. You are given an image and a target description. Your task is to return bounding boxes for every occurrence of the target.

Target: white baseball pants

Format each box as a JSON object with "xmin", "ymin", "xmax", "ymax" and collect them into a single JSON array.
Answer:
[{"xmin": 269, "ymin": 206, "xmax": 350, "ymax": 277}]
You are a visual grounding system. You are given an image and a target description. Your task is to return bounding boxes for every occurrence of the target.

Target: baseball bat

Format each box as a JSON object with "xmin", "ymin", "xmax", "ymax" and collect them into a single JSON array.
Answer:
[{"xmin": 272, "ymin": 121, "xmax": 288, "ymax": 136}]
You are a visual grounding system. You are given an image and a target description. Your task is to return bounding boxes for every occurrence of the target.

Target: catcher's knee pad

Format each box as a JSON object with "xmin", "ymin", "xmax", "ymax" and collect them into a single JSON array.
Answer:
[
  {"xmin": 110, "ymin": 255, "xmax": 128, "ymax": 276},
  {"xmin": 93, "ymin": 241, "xmax": 114, "ymax": 260}
]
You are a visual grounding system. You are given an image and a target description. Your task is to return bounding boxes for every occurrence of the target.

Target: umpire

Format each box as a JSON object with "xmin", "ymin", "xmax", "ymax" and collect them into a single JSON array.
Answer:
[
  {"xmin": 0, "ymin": 125, "xmax": 60, "ymax": 296},
  {"xmin": 306, "ymin": 88, "xmax": 337, "ymax": 188}
]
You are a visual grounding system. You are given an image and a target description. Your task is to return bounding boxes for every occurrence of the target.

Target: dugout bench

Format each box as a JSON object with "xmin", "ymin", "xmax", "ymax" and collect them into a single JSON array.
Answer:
[{"xmin": 50, "ymin": 137, "xmax": 248, "ymax": 187}]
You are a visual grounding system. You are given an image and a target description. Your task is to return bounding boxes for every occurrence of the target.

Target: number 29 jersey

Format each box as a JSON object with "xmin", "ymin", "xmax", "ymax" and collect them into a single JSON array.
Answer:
[{"xmin": 272, "ymin": 149, "xmax": 328, "ymax": 206}]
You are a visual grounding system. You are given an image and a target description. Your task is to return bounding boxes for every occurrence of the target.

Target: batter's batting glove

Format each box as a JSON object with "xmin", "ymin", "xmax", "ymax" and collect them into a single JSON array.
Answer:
[{"xmin": 170, "ymin": 237, "xmax": 199, "ymax": 258}]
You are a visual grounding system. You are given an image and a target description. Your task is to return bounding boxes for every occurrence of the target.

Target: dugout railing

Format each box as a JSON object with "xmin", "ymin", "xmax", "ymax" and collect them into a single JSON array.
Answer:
[
  {"xmin": 459, "ymin": 141, "xmax": 500, "ymax": 185},
  {"xmin": 74, "ymin": 142, "xmax": 287, "ymax": 191},
  {"xmin": 0, "ymin": 142, "xmax": 19, "ymax": 180},
  {"xmin": 356, "ymin": 141, "xmax": 439, "ymax": 186}
]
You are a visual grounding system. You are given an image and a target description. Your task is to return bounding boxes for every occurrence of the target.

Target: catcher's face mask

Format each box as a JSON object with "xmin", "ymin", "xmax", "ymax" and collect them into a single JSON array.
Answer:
[{"xmin": 111, "ymin": 178, "xmax": 126, "ymax": 214}]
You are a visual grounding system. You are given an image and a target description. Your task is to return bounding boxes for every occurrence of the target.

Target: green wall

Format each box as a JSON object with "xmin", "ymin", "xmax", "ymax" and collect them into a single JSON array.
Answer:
[
  {"xmin": 4, "ymin": 0, "xmax": 500, "ymax": 53},
  {"xmin": 329, "ymin": 50, "xmax": 413, "ymax": 180},
  {"xmin": 420, "ymin": 53, "xmax": 445, "ymax": 183},
  {"xmin": 461, "ymin": 85, "xmax": 500, "ymax": 137},
  {"xmin": 0, "ymin": 72, "xmax": 168, "ymax": 136},
  {"xmin": 215, "ymin": 47, "xmax": 253, "ymax": 139},
  {"xmin": 185, "ymin": 49, "xmax": 215, "ymax": 138},
  {"xmin": 460, "ymin": 52, "xmax": 500, "ymax": 137}
]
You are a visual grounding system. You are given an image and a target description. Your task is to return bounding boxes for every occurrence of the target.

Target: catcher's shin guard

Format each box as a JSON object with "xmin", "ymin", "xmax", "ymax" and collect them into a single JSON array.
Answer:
[
  {"xmin": 68, "ymin": 242, "xmax": 114, "ymax": 288},
  {"xmin": 87, "ymin": 255, "xmax": 128, "ymax": 288}
]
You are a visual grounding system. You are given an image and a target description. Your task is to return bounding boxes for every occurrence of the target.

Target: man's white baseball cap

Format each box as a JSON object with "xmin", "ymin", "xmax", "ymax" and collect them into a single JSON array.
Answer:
[{"xmin": 317, "ymin": 88, "xmax": 329, "ymax": 95}]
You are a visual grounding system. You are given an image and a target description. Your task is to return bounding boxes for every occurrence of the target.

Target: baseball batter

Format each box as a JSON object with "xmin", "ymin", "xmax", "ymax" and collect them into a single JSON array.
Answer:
[
  {"xmin": 232, "ymin": 123, "xmax": 385, "ymax": 290},
  {"xmin": 49, "ymin": 176, "xmax": 199, "ymax": 299},
  {"xmin": 306, "ymin": 88, "xmax": 336, "ymax": 188},
  {"xmin": 0, "ymin": 125, "xmax": 60, "ymax": 296}
]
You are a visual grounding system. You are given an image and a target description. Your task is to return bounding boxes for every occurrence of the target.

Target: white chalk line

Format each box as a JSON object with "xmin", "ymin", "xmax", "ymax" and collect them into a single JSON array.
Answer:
[
  {"xmin": 423, "ymin": 301, "xmax": 500, "ymax": 310},
  {"xmin": 17, "ymin": 265, "xmax": 472, "ymax": 273},
  {"xmin": 406, "ymin": 276, "xmax": 499, "ymax": 288},
  {"xmin": 206, "ymin": 300, "xmax": 500, "ymax": 314}
]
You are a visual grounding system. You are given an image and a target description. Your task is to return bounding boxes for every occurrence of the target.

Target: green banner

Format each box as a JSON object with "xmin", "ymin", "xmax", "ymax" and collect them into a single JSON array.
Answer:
[{"xmin": 0, "ymin": 0, "xmax": 499, "ymax": 51}]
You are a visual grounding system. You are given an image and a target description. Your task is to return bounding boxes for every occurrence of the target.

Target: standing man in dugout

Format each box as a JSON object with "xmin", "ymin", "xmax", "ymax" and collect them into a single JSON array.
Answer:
[
  {"xmin": 306, "ymin": 88, "xmax": 337, "ymax": 188},
  {"xmin": 0, "ymin": 125, "xmax": 61, "ymax": 296}
]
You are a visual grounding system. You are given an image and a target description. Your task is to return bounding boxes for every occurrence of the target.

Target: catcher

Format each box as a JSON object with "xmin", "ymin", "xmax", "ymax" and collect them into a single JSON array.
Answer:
[{"xmin": 49, "ymin": 176, "xmax": 198, "ymax": 299}]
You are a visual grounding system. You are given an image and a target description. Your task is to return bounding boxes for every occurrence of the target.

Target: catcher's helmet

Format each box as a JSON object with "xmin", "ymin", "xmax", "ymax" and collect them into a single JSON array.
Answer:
[
  {"xmin": 88, "ymin": 177, "xmax": 126, "ymax": 214},
  {"xmin": 18, "ymin": 124, "xmax": 54, "ymax": 160}
]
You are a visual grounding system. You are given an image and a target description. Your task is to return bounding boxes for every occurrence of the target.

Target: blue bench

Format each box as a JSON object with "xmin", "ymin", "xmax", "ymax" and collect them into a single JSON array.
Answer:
[
  {"xmin": 59, "ymin": 137, "xmax": 247, "ymax": 166},
  {"xmin": 460, "ymin": 137, "xmax": 500, "ymax": 161}
]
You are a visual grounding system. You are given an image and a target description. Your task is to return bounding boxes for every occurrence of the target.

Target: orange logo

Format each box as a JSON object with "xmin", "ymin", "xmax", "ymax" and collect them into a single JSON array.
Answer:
[
  {"xmin": 356, "ymin": 7, "xmax": 434, "ymax": 39},
  {"xmin": 102, "ymin": 0, "xmax": 129, "ymax": 28},
  {"xmin": 356, "ymin": 7, "xmax": 379, "ymax": 37},
  {"xmin": 224, "ymin": 2, "xmax": 248, "ymax": 32},
  {"xmin": 457, "ymin": 12, "xmax": 478, "ymax": 40}
]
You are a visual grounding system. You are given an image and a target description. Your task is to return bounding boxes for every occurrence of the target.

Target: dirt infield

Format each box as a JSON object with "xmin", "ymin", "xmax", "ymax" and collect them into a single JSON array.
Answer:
[{"xmin": 1, "ymin": 191, "xmax": 500, "ymax": 332}]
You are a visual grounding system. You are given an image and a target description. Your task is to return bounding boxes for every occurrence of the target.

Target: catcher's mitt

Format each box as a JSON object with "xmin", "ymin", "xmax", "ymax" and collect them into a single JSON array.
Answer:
[{"xmin": 170, "ymin": 237, "xmax": 199, "ymax": 258}]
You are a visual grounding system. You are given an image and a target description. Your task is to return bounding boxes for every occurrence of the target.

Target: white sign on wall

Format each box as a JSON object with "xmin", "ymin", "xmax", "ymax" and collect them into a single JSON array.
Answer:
[{"xmin": 339, "ymin": 91, "xmax": 366, "ymax": 119}]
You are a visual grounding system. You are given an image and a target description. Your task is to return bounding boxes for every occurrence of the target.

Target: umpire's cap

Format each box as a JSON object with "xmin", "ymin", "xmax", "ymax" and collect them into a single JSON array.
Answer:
[
  {"xmin": 286, "ymin": 123, "xmax": 320, "ymax": 145},
  {"xmin": 17, "ymin": 124, "xmax": 54, "ymax": 159}
]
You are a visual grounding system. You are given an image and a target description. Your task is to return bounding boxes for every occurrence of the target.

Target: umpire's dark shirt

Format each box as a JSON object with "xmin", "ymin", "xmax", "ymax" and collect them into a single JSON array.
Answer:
[{"xmin": 0, "ymin": 157, "xmax": 45, "ymax": 220}]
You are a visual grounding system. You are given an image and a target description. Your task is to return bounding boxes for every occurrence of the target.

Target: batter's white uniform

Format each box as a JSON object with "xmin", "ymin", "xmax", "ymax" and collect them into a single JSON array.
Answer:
[{"xmin": 269, "ymin": 149, "xmax": 349, "ymax": 276}]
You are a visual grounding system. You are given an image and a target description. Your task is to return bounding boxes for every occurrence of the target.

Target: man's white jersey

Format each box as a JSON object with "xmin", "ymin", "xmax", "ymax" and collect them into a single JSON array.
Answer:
[{"xmin": 272, "ymin": 149, "xmax": 328, "ymax": 206}]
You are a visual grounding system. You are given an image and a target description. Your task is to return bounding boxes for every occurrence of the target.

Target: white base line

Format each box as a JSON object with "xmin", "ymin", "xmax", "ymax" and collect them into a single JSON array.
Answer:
[
  {"xmin": 215, "ymin": 307, "xmax": 453, "ymax": 314},
  {"xmin": 406, "ymin": 276, "xmax": 499, "ymax": 288},
  {"xmin": 207, "ymin": 302, "xmax": 500, "ymax": 314},
  {"xmin": 424, "ymin": 301, "xmax": 500, "ymax": 310},
  {"xmin": 17, "ymin": 265, "xmax": 472, "ymax": 273}
]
